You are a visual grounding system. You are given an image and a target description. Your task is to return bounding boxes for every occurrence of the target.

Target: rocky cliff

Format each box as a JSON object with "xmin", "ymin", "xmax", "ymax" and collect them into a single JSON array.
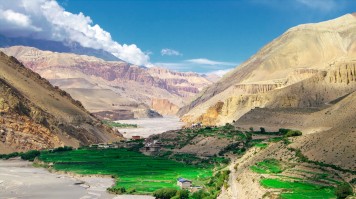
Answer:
[
  {"xmin": 151, "ymin": 98, "xmax": 180, "ymax": 115},
  {"xmin": 0, "ymin": 52, "xmax": 120, "ymax": 153},
  {"xmin": 179, "ymin": 14, "xmax": 356, "ymax": 125},
  {"xmin": 1, "ymin": 46, "xmax": 212, "ymax": 116}
]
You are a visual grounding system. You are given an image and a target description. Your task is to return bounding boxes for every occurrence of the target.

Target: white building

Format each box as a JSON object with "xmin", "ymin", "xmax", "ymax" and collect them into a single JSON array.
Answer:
[{"xmin": 177, "ymin": 178, "xmax": 192, "ymax": 189}]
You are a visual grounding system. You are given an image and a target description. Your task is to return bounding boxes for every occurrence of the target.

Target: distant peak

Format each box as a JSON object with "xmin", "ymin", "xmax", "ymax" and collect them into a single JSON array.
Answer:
[{"xmin": 286, "ymin": 13, "xmax": 356, "ymax": 33}]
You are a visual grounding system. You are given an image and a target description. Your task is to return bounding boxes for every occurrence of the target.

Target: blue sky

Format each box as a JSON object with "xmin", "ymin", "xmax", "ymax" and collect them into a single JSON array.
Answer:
[{"xmin": 3, "ymin": 0, "xmax": 355, "ymax": 75}]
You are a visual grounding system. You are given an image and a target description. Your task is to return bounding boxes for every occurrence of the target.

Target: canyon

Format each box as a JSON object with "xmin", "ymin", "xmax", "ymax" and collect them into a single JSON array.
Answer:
[{"xmin": 1, "ymin": 46, "xmax": 213, "ymax": 119}]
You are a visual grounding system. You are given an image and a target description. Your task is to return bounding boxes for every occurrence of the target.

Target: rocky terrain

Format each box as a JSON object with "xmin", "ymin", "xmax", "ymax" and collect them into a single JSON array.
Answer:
[
  {"xmin": 179, "ymin": 13, "xmax": 356, "ymax": 126},
  {"xmin": 176, "ymin": 14, "xmax": 356, "ymax": 198},
  {"xmin": 0, "ymin": 52, "xmax": 120, "ymax": 153},
  {"xmin": 0, "ymin": 46, "xmax": 213, "ymax": 118}
]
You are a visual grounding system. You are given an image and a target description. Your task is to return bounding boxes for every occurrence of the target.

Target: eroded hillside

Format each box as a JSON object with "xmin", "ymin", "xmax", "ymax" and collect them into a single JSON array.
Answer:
[
  {"xmin": 0, "ymin": 52, "xmax": 119, "ymax": 153},
  {"xmin": 1, "ymin": 46, "xmax": 213, "ymax": 117},
  {"xmin": 179, "ymin": 13, "xmax": 356, "ymax": 126}
]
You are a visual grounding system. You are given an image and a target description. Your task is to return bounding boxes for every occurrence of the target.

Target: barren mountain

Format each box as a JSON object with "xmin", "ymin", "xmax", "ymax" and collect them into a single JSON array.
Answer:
[
  {"xmin": 218, "ymin": 92, "xmax": 356, "ymax": 199},
  {"xmin": 179, "ymin": 13, "xmax": 356, "ymax": 126},
  {"xmin": 175, "ymin": 14, "xmax": 356, "ymax": 198},
  {"xmin": 0, "ymin": 34, "xmax": 119, "ymax": 61},
  {"xmin": 0, "ymin": 52, "xmax": 119, "ymax": 153},
  {"xmin": 1, "ymin": 46, "xmax": 213, "ymax": 117}
]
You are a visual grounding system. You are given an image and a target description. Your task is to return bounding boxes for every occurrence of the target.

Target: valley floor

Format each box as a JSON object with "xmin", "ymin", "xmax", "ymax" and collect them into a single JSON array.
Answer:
[
  {"xmin": 116, "ymin": 116, "xmax": 184, "ymax": 138},
  {"xmin": 0, "ymin": 159, "xmax": 154, "ymax": 199}
]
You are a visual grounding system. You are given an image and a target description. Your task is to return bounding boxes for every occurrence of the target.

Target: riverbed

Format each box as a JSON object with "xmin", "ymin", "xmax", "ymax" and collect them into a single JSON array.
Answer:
[
  {"xmin": 0, "ymin": 159, "xmax": 154, "ymax": 199},
  {"xmin": 116, "ymin": 116, "xmax": 184, "ymax": 138}
]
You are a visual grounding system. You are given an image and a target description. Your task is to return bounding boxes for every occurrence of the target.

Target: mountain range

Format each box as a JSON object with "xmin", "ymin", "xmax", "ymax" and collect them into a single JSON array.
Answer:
[{"xmin": 1, "ymin": 46, "xmax": 213, "ymax": 119}]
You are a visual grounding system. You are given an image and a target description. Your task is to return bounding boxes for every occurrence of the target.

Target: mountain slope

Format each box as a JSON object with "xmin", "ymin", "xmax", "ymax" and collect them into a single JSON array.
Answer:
[
  {"xmin": 0, "ymin": 51, "xmax": 119, "ymax": 153},
  {"xmin": 1, "ymin": 46, "xmax": 213, "ymax": 116},
  {"xmin": 179, "ymin": 13, "xmax": 356, "ymax": 125},
  {"xmin": 0, "ymin": 34, "xmax": 119, "ymax": 61}
]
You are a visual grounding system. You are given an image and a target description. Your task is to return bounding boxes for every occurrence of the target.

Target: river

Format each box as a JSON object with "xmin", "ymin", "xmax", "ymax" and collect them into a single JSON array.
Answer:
[
  {"xmin": 116, "ymin": 116, "xmax": 184, "ymax": 138},
  {"xmin": 0, "ymin": 159, "xmax": 154, "ymax": 199}
]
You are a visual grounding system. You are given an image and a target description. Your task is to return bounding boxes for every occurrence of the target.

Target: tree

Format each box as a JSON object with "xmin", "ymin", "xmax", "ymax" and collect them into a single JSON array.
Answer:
[
  {"xmin": 260, "ymin": 127, "xmax": 266, "ymax": 134},
  {"xmin": 153, "ymin": 188, "xmax": 177, "ymax": 199},
  {"xmin": 20, "ymin": 150, "xmax": 40, "ymax": 161},
  {"xmin": 175, "ymin": 190, "xmax": 189, "ymax": 199},
  {"xmin": 191, "ymin": 190, "xmax": 209, "ymax": 199},
  {"xmin": 335, "ymin": 183, "xmax": 353, "ymax": 199}
]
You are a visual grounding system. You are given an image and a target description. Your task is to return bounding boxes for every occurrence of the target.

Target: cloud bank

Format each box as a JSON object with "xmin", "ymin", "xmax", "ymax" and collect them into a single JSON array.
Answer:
[
  {"xmin": 186, "ymin": 58, "xmax": 236, "ymax": 66},
  {"xmin": 0, "ymin": 0, "xmax": 150, "ymax": 66},
  {"xmin": 154, "ymin": 58, "xmax": 237, "ymax": 75},
  {"xmin": 161, "ymin": 48, "xmax": 182, "ymax": 56}
]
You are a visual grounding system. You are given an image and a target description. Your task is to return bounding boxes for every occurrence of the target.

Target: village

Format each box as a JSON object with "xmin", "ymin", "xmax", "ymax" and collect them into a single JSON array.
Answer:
[{"xmin": 89, "ymin": 130, "xmax": 205, "ymax": 191}]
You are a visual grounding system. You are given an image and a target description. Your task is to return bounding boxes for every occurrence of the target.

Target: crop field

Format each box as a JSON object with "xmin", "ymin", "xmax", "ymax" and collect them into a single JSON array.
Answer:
[
  {"xmin": 250, "ymin": 159, "xmax": 339, "ymax": 199},
  {"xmin": 261, "ymin": 178, "xmax": 335, "ymax": 199},
  {"xmin": 250, "ymin": 159, "xmax": 283, "ymax": 174},
  {"xmin": 102, "ymin": 120, "xmax": 138, "ymax": 128},
  {"xmin": 39, "ymin": 148, "xmax": 212, "ymax": 194}
]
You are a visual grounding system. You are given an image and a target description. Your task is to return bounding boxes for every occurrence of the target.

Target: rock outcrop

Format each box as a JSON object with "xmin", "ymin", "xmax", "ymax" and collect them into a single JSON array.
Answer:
[
  {"xmin": 0, "ymin": 52, "xmax": 120, "ymax": 153},
  {"xmin": 151, "ymin": 98, "xmax": 180, "ymax": 115},
  {"xmin": 1, "ymin": 46, "xmax": 213, "ymax": 117},
  {"xmin": 179, "ymin": 14, "xmax": 356, "ymax": 125}
]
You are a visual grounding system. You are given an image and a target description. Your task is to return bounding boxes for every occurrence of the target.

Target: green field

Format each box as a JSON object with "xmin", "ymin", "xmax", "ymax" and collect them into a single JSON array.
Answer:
[
  {"xmin": 254, "ymin": 143, "xmax": 268, "ymax": 149},
  {"xmin": 261, "ymin": 178, "xmax": 336, "ymax": 199},
  {"xmin": 102, "ymin": 120, "xmax": 138, "ymax": 128},
  {"xmin": 250, "ymin": 159, "xmax": 283, "ymax": 174},
  {"xmin": 39, "ymin": 148, "xmax": 212, "ymax": 194}
]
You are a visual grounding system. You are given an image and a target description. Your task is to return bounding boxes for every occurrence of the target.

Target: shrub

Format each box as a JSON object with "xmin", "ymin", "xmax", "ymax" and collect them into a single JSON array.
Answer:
[
  {"xmin": 260, "ymin": 127, "xmax": 266, "ymax": 134},
  {"xmin": 126, "ymin": 188, "xmax": 136, "ymax": 194},
  {"xmin": 0, "ymin": 152, "xmax": 20, "ymax": 159},
  {"xmin": 153, "ymin": 188, "xmax": 177, "ymax": 199},
  {"xmin": 190, "ymin": 190, "xmax": 210, "ymax": 199},
  {"xmin": 172, "ymin": 190, "xmax": 189, "ymax": 199},
  {"xmin": 350, "ymin": 178, "xmax": 356, "ymax": 184},
  {"xmin": 335, "ymin": 183, "xmax": 353, "ymax": 199},
  {"xmin": 107, "ymin": 186, "xmax": 126, "ymax": 194},
  {"xmin": 16, "ymin": 101, "xmax": 30, "ymax": 116},
  {"xmin": 51, "ymin": 146, "xmax": 73, "ymax": 153},
  {"xmin": 20, "ymin": 150, "xmax": 40, "ymax": 161},
  {"xmin": 279, "ymin": 129, "xmax": 302, "ymax": 137}
]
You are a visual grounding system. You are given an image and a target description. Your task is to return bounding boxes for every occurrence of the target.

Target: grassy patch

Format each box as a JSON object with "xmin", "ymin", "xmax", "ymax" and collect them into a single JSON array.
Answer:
[
  {"xmin": 102, "ymin": 120, "xmax": 137, "ymax": 128},
  {"xmin": 39, "ymin": 148, "xmax": 212, "ymax": 194},
  {"xmin": 254, "ymin": 143, "xmax": 268, "ymax": 149},
  {"xmin": 250, "ymin": 159, "xmax": 283, "ymax": 174},
  {"xmin": 261, "ymin": 178, "xmax": 336, "ymax": 199}
]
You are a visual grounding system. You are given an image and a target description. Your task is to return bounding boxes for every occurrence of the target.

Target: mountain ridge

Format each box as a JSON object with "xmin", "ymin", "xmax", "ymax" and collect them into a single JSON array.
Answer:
[
  {"xmin": 0, "ymin": 51, "xmax": 119, "ymax": 153},
  {"xmin": 1, "ymin": 46, "xmax": 213, "ymax": 117},
  {"xmin": 179, "ymin": 13, "xmax": 356, "ymax": 125}
]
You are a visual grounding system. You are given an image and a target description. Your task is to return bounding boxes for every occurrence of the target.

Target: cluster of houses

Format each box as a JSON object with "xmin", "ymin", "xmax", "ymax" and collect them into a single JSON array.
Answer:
[
  {"xmin": 89, "ymin": 136, "xmax": 204, "ymax": 192},
  {"xmin": 89, "ymin": 135, "xmax": 164, "ymax": 154},
  {"xmin": 141, "ymin": 140, "xmax": 162, "ymax": 155}
]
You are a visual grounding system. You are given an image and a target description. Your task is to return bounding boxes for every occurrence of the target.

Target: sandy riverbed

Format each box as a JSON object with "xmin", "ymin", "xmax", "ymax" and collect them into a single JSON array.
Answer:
[
  {"xmin": 117, "ymin": 116, "xmax": 184, "ymax": 138},
  {"xmin": 0, "ymin": 159, "xmax": 154, "ymax": 199}
]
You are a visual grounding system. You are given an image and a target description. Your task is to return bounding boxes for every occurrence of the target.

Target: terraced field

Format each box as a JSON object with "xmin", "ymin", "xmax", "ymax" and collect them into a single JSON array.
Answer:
[
  {"xmin": 250, "ymin": 159, "xmax": 342, "ymax": 199},
  {"xmin": 39, "ymin": 148, "xmax": 213, "ymax": 194}
]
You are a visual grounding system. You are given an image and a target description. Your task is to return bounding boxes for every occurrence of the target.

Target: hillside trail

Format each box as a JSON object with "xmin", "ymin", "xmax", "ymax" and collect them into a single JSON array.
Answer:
[{"xmin": 218, "ymin": 158, "xmax": 239, "ymax": 199}]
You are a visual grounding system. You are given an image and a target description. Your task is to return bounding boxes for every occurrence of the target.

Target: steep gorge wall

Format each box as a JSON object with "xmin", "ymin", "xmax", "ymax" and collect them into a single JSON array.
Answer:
[{"xmin": 182, "ymin": 60, "xmax": 356, "ymax": 125}]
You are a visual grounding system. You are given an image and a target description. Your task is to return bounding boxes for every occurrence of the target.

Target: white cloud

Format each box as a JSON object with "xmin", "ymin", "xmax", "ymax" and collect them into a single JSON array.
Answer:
[
  {"xmin": 296, "ymin": 0, "xmax": 336, "ymax": 11},
  {"xmin": 154, "ymin": 59, "xmax": 238, "ymax": 74},
  {"xmin": 185, "ymin": 58, "xmax": 236, "ymax": 66},
  {"xmin": 0, "ymin": 0, "xmax": 150, "ymax": 66},
  {"xmin": 161, "ymin": 48, "xmax": 182, "ymax": 56},
  {"xmin": 206, "ymin": 68, "xmax": 233, "ymax": 77}
]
